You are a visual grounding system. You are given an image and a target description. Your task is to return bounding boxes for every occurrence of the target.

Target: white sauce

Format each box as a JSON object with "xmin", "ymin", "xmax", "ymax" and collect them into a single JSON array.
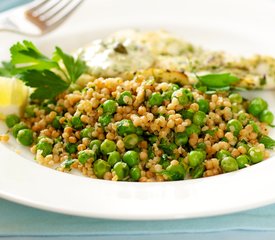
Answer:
[
  {"xmin": 76, "ymin": 30, "xmax": 195, "ymax": 77},
  {"xmin": 78, "ymin": 37, "xmax": 154, "ymax": 77}
]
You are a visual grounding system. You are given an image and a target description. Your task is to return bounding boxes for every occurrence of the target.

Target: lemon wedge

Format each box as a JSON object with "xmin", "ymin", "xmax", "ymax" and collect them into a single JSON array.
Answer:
[{"xmin": 0, "ymin": 77, "xmax": 28, "ymax": 118}]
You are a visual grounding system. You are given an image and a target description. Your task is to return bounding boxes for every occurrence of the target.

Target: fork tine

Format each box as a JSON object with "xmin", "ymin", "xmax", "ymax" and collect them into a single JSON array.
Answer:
[
  {"xmin": 44, "ymin": 0, "xmax": 82, "ymax": 26},
  {"xmin": 26, "ymin": 0, "xmax": 49, "ymax": 12},
  {"xmin": 23, "ymin": 0, "xmax": 83, "ymax": 35},
  {"xmin": 39, "ymin": 0, "xmax": 70, "ymax": 21},
  {"xmin": 31, "ymin": 0, "xmax": 63, "ymax": 18}
]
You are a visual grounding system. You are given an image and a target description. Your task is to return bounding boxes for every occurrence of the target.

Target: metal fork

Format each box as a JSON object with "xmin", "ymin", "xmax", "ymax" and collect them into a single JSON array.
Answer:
[{"xmin": 0, "ymin": 0, "xmax": 83, "ymax": 36}]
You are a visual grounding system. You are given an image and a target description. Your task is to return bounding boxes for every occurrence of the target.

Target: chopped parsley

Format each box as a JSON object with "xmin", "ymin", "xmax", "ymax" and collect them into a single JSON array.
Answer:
[{"xmin": 259, "ymin": 135, "xmax": 275, "ymax": 149}]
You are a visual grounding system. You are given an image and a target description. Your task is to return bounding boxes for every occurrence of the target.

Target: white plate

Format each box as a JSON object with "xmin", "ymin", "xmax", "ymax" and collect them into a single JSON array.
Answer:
[{"xmin": 1, "ymin": 0, "xmax": 275, "ymax": 220}]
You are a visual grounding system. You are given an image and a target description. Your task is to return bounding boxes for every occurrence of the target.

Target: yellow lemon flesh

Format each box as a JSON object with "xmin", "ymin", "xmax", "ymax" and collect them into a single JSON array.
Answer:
[{"xmin": 0, "ymin": 77, "xmax": 28, "ymax": 118}]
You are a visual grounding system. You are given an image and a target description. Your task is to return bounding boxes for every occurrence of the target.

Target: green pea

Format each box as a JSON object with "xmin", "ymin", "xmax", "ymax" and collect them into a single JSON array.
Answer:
[
  {"xmin": 221, "ymin": 157, "xmax": 239, "ymax": 172},
  {"xmin": 236, "ymin": 155, "xmax": 250, "ymax": 169},
  {"xmin": 216, "ymin": 149, "xmax": 231, "ymax": 160},
  {"xmin": 71, "ymin": 116, "xmax": 83, "ymax": 129},
  {"xmin": 197, "ymin": 99, "xmax": 210, "ymax": 113},
  {"xmin": 196, "ymin": 142, "xmax": 206, "ymax": 150},
  {"xmin": 172, "ymin": 88, "xmax": 193, "ymax": 105},
  {"xmin": 162, "ymin": 84, "xmax": 180, "ymax": 100},
  {"xmin": 17, "ymin": 129, "xmax": 33, "ymax": 146},
  {"xmin": 52, "ymin": 116, "xmax": 62, "ymax": 130},
  {"xmin": 102, "ymin": 100, "xmax": 117, "ymax": 114},
  {"xmin": 65, "ymin": 143, "xmax": 77, "ymax": 154},
  {"xmin": 113, "ymin": 162, "xmax": 129, "ymax": 180},
  {"xmin": 123, "ymin": 134, "xmax": 139, "ymax": 149},
  {"xmin": 98, "ymin": 114, "xmax": 112, "ymax": 127},
  {"xmin": 236, "ymin": 142, "xmax": 249, "ymax": 151},
  {"xmin": 171, "ymin": 83, "xmax": 180, "ymax": 91},
  {"xmin": 229, "ymin": 93, "xmax": 243, "ymax": 103},
  {"xmin": 118, "ymin": 91, "xmax": 133, "ymax": 106},
  {"xmin": 190, "ymin": 163, "xmax": 205, "ymax": 179},
  {"xmin": 107, "ymin": 151, "xmax": 121, "ymax": 166},
  {"xmin": 78, "ymin": 150, "xmax": 95, "ymax": 164},
  {"xmin": 238, "ymin": 112, "xmax": 248, "ymax": 125},
  {"xmin": 181, "ymin": 109, "xmax": 194, "ymax": 120},
  {"xmin": 164, "ymin": 164, "xmax": 185, "ymax": 181},
  {"xmin": 5, "ymin": 114, "xmax": 20, "ymax": 128},
  {"xmin": 248, "ymin": 121, "xmax": 260, "ymax": 133},
  {"xmin": 196, "ymin": 148, "xmax": 207, "ymax": 160},
  {"xmin": 162, "ymin": 91, "xmax": 172, "ymax": 101},
  {"xmin": 148, "ymin": 92, "xmax": 163, "ymax": 106},
  {"xmin": 188, "ymin": 150, "xmax": 205, "ymax": 167},
  {"xmin": 24, "ymin": 105, "xmax": 36, "ymax": 118},
  {"xmin": 193, "ymin": 111, "xmax": 207, "ymax": 127},
  {"xmin": 123, "ymin": 150, "xmax": 140, "ymax": 167},
  {"xmin": 226, "ymin": 119, "xmax": 242, "ymax": 136},
  {"xmin": 100, "ymin": 139, "xmax": 116, "ymax": 155},
  {"xmin": 259, "ymin": 110, "xmax": 274, "ymax": 124},
  {"xmin": 248, "ymin": 97, "xmax": 268, "ymax": 117},
  {"xmin": 36, "ymin": 140, "xmax": 53, "ymax": 157},
  {"xmin": 80, "ymin": 127, "xmax": 93, "ymax": 138},
  {"xmin": 231, "ymin": 102, "xmax": 243, "ymax": 114},
  {"xmin": 12, "ymin": 123, "xmax": 28, "ymax": 138},
  {"xmin": 130, "ymin": 166, "xmax": 141, "ymax": 181},
  {"xmin": 89, "ymin": 140, "xmax": 102, "ymax": 154},
  {"xmin": 93, "ymin": 159, "xmax": 111, "ymax": 179},
  {"xmin": 116, "ymin": 119, "xmax": 136, "ymax": 136},
  {"xmin": 175, "ymin": 132, "xmax": 188, "ymax": 146},
  {"xmin": 185, "ymin": 124, "xmax": 201, "ymax": 136},
  {"xmin": 248, "ymin": 146, "xmax": 264, "ymax": 164}
]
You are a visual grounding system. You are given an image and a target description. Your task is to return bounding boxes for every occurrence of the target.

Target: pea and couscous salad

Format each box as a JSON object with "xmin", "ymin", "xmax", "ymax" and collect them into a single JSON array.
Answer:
[{"xmin": 1, "ymin": 30, "xmax": 275, "ymax": 182}]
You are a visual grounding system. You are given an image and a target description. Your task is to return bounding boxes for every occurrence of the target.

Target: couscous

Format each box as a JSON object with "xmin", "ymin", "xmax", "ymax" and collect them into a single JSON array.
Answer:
[{"xmin": 1, "ymin": 30, "xmax": 275, "ymax": 182}]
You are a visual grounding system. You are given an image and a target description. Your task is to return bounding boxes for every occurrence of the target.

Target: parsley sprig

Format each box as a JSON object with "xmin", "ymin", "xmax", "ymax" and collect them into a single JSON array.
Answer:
[
  {"xmin": 0, "ymin": 61, "xmax": 15, "ymax": 77},
  {"xmin": 194, "ymin": 73, "xmax": 241, "ymax": 94},
  {"xmin": 3, "ymin": 40, "xmax": 87, "ymax": 100}
]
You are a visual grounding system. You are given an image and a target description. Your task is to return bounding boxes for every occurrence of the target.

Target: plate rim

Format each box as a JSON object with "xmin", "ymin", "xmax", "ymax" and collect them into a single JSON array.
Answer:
[{"xmin": 1, "ymin": 0, "xmax": 275, "ymax": 220}]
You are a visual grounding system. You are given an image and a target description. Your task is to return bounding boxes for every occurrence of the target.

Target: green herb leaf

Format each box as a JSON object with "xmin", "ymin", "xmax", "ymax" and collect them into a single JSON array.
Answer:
[
  {"xmin": 259, "ymin": 135, "xmax": 275, "ymax": 149},
  {"xmin": 53, "ymin": 47, "xmax": 87, "ymax": 83},
  {"xmin": 10, "ymin": 40, "xmax": 58, "ymax": 72},
  {"xmin": 0, "ymin": 61, "xmax": 15, "ymax": 77},
  {"xmin": 193, "ymin": 82, "xmax": 207, "ymax": 92},
  {"xmin": 18, "ymin": 70, "xmax": 69, "ymax": 100},
  {"xmin": 161, "ymin": 170, "xmax": 182, "ymax": 181},
  {"xmin": 63, "ymin": 158, "xmax": 76, "ymax": 169},
  {"xmin": 8, "ymin": 41, "xmax": 88, "ymax": 100},
  {"xmin": 190, "ymin": 163, "xmax": 205, "ymax": 179},
  {"xmin": 159, "ymin": 140, "xmax": 177, "ymax": 155},
  {"xmin": 203, "ymin": 128, "xmax": 218, "ymax": 136},
  {"xmin": 197, "ymin": 73, "xmax": 240, "ymax": 88}
]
